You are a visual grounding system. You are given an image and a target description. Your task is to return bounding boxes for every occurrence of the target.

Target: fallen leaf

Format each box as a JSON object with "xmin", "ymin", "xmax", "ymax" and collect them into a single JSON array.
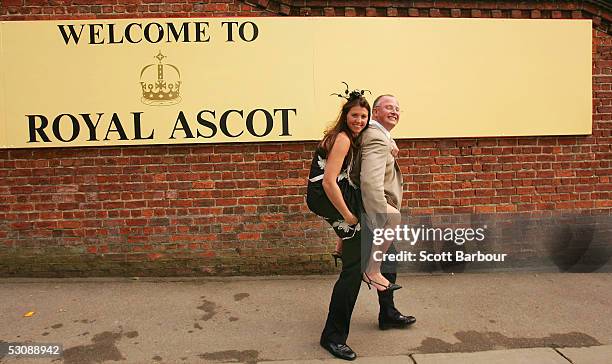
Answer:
[{"xmin": 23, "ymin": 311, "xmax": 35, "ymax": 317}]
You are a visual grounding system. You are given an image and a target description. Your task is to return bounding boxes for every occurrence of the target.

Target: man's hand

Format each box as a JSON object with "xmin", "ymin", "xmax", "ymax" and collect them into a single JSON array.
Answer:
[{"xmin": 391, "ymin": 140, "xmax": 399, "ymax": 157}]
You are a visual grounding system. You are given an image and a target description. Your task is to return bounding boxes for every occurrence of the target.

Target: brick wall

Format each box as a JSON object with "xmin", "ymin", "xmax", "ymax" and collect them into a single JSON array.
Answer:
[{"xmin": 0, "ymin": 0, "xmax": 610, "ymax": 277}]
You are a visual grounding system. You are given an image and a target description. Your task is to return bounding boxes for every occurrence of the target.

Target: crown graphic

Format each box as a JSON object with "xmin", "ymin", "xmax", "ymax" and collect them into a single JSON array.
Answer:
[{"xmin": 140, "ymin": 51, "xmax": 182, "ymax": 106}]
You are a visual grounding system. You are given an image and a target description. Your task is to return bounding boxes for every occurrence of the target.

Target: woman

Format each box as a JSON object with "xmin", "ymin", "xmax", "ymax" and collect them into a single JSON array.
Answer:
[
  {"xmin": 306, "ymin": 89, "xmax": 400, "ymax": 292},
  {"xmin": 306, "ymin": 92, "xmax": 368, "ymax": 249}
]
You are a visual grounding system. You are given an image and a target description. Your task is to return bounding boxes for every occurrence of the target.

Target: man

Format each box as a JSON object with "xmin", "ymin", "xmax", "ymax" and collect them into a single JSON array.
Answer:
[{"xmin": 320, "ymin": 95, "xmax": 416, "ymax": 361}]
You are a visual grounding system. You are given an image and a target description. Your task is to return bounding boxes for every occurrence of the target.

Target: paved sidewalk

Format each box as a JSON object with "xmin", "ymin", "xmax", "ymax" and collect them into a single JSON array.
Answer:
[
  {"xmin": 1, "ymin": 273, "xmax": 611, "ymax": 363},
  {"xmin": 265, "ymin": 345, "xmax": 612, "ymax": 363}
]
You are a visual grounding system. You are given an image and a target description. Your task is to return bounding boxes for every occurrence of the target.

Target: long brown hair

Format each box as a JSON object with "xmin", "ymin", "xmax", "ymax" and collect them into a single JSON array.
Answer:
[{"xmin": 318, "ymin": 96, "xmax": 371, "ymax": 159}]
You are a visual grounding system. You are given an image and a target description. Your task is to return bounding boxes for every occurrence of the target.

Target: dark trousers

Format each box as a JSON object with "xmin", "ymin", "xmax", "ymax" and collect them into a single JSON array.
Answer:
[{"xmin": 320, "ymin": 227, "xmax": 400, "ymax": 345}]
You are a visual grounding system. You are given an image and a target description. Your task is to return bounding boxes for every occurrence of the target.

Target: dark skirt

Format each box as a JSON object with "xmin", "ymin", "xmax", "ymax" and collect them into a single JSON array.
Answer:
[{"xmin": 306, "ymin": 149, "xmax": 363, "ymax": 240}]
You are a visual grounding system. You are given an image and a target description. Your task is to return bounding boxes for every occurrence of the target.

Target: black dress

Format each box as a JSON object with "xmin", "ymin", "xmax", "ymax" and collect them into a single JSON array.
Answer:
[{"xmin": 306, "ymin": 147, "xmax": 362, "ymax": 240}]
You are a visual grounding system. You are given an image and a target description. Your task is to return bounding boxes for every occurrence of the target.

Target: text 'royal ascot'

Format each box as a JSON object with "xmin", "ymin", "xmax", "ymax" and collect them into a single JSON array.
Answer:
[{"xmin": 26, "ymin": 109, "xmax": 296, "ymax": 143}]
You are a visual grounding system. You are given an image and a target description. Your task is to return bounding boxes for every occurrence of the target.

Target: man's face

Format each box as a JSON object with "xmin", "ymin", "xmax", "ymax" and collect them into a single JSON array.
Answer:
[{"xmin": 372, "ymin": 96, "xmax": 400, "ymax": 131}]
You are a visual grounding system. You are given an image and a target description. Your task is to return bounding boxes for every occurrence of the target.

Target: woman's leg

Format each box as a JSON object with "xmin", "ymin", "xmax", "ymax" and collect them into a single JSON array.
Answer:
[
  {"xmin": 364, "ymin": 204, "xmax": 401, "ymax": 289},
  {"xmin": 321, "ymin": 234, "xmax": 362, "ymax": 345}
]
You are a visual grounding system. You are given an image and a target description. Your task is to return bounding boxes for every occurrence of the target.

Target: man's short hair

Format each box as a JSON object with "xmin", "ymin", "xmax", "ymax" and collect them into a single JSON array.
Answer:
[{"xmin": 373, "ymin": 94, "xmax": 396, "ymax": 108}]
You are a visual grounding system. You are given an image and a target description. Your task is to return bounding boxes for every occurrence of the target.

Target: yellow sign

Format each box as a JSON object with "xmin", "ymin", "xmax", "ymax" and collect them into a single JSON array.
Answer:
[{"xmin": 0, "ymin": 18, "xmax": 592, "ymax": 148}]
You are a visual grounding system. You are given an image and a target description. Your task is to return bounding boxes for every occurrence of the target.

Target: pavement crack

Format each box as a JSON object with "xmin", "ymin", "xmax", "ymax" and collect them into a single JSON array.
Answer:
[{"xmin": 553, "ymin": 347, "xmax": 576, "ymax": 363}]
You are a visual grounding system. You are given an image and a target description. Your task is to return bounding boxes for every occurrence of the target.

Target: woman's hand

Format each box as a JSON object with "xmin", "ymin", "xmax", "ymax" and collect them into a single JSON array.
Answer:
[{"xmin": 343, "ymin": 213, "xmax": 358, "ymax": 225}]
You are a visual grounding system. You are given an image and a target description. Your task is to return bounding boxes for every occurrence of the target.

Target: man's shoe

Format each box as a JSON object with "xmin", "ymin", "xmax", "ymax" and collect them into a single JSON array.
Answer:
[
  {"xmin": 320, "ymin": 340, "xmax": 357, "ymax": 361},
  {"xmin": 379, "ymin": 314, "xmax": 416, "ymax": 330}
]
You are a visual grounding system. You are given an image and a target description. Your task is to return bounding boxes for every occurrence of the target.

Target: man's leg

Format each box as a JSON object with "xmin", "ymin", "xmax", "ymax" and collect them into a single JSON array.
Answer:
[{"xmin": 378, "ymin": 243, "xmax": 416, "ymax": 329}]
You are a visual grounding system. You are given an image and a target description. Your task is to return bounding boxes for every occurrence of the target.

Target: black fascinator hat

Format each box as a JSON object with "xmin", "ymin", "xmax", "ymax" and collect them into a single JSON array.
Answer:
[{"xmin": 331, "ymin": 82, "xmax": 371, "ymax": 102}]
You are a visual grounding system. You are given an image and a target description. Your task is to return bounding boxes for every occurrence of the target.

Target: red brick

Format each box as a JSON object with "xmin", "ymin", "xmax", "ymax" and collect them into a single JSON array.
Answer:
[
  {"xmin": 343, "ymin": 7, "xmax": 356, "ymax": 16},
  {"xmin": 571, "ymin": 10, "xmax": 582, "ymax": 18},
  {"xmin": 496, "ymin": 204, "xmax": 517, "ymax": 212},
  {"xmin": 322, "ymin": 6, "xmax": 334, "ymax": 16}
]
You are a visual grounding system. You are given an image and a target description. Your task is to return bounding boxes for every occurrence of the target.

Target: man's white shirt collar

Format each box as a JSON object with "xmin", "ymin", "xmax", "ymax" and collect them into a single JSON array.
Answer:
[{"xmin": 369, "ymin": 119, "xmax": 391, "ymax": 140}]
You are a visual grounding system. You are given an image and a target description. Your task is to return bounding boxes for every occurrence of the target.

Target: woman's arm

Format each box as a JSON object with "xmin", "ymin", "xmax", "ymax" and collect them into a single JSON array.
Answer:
[{"xmin": 322, "ymin": 132, "xmax": 358, "ymax": 225}]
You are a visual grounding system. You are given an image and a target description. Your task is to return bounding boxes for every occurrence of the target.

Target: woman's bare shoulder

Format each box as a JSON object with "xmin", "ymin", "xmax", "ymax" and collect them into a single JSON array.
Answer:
[
  {"xmin": 335, "ymin": 131, "xmax": 350, "ymax": 143},
  {"xmin": 330, "ymin": 131, "xmax": 351, "ymax": 154}
]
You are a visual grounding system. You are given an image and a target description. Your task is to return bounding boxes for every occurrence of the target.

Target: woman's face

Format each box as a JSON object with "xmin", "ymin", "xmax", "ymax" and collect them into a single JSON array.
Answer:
[{"xmin": 346, "ymin": 105, "xmax": 369, "ymax": 136}]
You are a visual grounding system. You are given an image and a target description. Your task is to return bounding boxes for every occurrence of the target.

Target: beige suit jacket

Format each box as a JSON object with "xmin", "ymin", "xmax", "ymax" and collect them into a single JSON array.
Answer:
[{"xmin": 350, "ymin": 123, "xmax": 403, "ymax": 229}]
